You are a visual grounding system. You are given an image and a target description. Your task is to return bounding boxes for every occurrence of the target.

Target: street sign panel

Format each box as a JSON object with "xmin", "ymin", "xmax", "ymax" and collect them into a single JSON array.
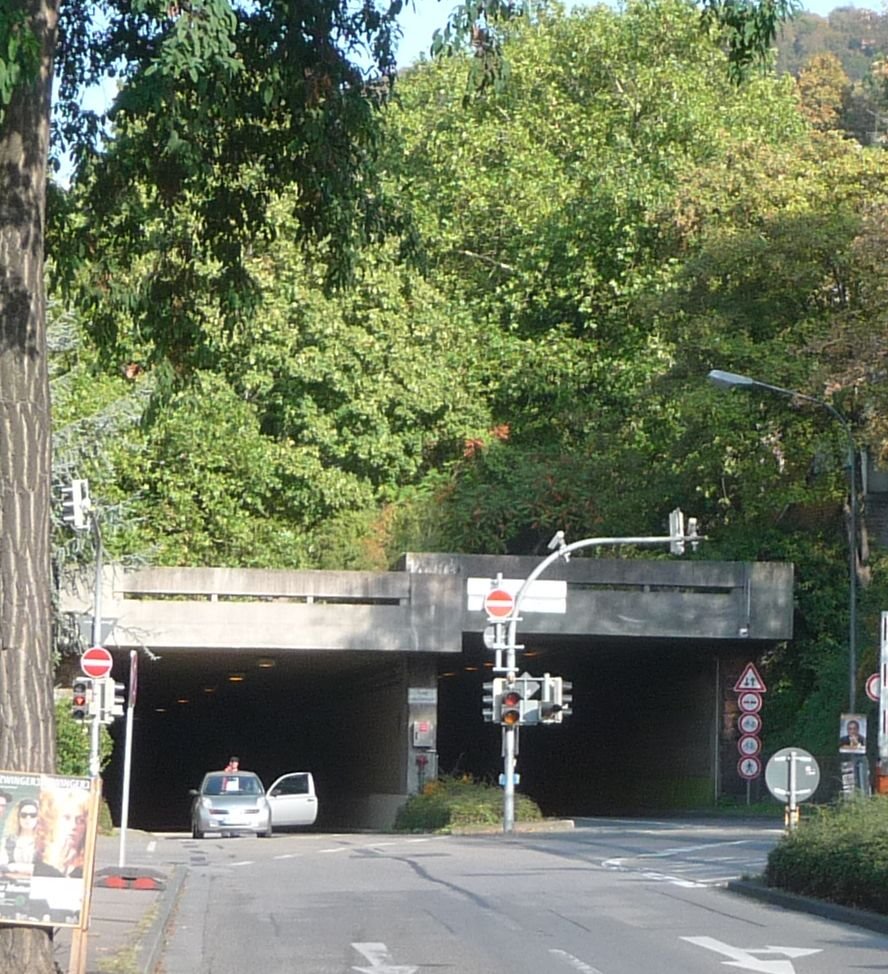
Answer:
[
  {"xmin": 737, "ymin": 712, "xmax": 762, "ymax": 735},
  {"xmin": 733, "ymin": 662, "xmax": 767, "ymax": 693},
  {"xmin": 467, "ymin": 577, "xmax": 567, "ymax": 615},
  {"xmin": 765, "ymin": 747, "xmax": 820, "ymax": 802},
  {"xmin": 483, "ymin": 588, "xmax": 515, "ymax": 619},
  {"xmin": 81, "ymin": 646, "xmax": 113, "ymax": 679},
  {"xmin": 737, "ymin": 691, "xmax": 762, "ymax": 713},
  {"xmin": 738, "ymin": 756, "xmax": 761, "ymax": 780},
  {"xmin": 866, "ymin": 672, "xmax": 880, "ymax": 704}
]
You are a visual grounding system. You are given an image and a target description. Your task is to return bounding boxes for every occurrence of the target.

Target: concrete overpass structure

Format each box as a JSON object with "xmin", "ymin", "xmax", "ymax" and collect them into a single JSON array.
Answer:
[{"xmin": 63, "ymin": 554, "xmax": 793, "ymax": 829}]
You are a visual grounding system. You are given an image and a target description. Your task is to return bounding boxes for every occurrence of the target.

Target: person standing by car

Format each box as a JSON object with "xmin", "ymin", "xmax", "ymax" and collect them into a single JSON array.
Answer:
[{"xmin": 224, "ymin": 756, "xmax": 240, "ymax": 772}]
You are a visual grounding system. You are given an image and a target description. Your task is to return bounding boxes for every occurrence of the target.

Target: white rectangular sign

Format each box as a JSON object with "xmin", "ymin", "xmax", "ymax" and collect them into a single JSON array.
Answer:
[
  {"xmin": 466, "ymin": 577, "xmax": 567, "ymax": 615},
  {"xmin": 408, "ymin": 687, "xmax": 438, "ymax": 705}
]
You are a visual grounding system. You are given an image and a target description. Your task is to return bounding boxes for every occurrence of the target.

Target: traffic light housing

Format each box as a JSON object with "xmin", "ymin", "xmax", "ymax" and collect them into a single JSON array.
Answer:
[
  {"xmin": 72, "ymin": 678, "xmax": 92, "ymax": 721},
  {"xmin": 111, "ymin": 681, "xmax": 126, "ymax": 718},
  {"xmin": 61, "ymin": 479, "xmax": 91, "ymax": 531},
  {"xmin": 500, "ymin": 684, "xmax": 522, "ymax": 726},
  {"xmin": 669, "ymin": 508, "xmax": 685, "ymax": 555},
  {"xmin": 482, "ymin": 681, "xmax": 496, "ymax": 723}
]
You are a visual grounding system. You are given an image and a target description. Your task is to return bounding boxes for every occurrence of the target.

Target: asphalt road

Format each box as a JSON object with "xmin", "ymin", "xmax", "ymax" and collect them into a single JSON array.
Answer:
[{"xmin": 150, "ymin": 819, "xmax": 888, "ymax": 974}]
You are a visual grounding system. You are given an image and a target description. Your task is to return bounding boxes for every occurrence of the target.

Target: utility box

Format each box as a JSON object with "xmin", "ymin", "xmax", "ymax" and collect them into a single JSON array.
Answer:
[{"xmin": 412, "ymin": 720, "xmax": 436, "ymax": 749}]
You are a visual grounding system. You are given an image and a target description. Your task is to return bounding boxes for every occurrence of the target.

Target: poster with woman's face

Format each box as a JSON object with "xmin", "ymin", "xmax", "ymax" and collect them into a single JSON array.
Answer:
[{"xmin": 0, "ymin": 772, "xmax": 93, "ymax": 927}]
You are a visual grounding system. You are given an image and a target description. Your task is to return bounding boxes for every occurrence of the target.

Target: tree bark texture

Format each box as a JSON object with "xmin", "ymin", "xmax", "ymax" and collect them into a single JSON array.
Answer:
[{"xmin": 0, "ymin": 1, "xmax": 59, "ymax": 971}]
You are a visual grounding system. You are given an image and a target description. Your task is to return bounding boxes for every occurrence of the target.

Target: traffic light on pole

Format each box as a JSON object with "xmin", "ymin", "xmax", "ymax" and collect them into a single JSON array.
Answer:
[
  {"xmin": 61, "ymin": 478, "xmax": 91, "ymax": 531},
  {"xmin": 668, "ymin": 508, "xmax": 685, "ymax": 555},
  {"xmin": 72, "ymin": 678, "xmax": 92, "ymax": 721},
  {"xmin": 112, "ymin": 681, "xmax": 126, "ymax": 718},
  {"xmin": 482, "ymin": 680, "xmax": 496, "ymax": 723}
]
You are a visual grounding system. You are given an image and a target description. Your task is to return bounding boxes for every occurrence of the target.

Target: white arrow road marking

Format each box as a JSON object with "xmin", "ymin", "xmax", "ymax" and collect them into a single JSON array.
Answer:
[
  {"xmin": 351, "ymin": 942, "xmax": 418, "ymax": 974},
  {"xmin": 682, "ymin": 937, "xmax": 822, "ymax": 974},
  {"xmin": 549, "ymin": 947, "xmax": 607, "ymax": 973}
]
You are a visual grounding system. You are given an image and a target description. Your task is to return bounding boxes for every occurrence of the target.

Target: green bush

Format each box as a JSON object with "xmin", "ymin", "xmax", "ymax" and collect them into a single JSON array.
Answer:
[
  {"xmin": 394, "ymin": 775, "xmax": 544, "ymax": 832},
  {"xmin": 765, "ymin": 796, "xmax": 888, "ymax": 914}
]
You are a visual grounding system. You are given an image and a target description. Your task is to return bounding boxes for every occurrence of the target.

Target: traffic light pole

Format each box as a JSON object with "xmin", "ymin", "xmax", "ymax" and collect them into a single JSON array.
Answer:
[
  {"xmin": 500, "ymin": 519, "xmax": 697, "ymax": 833},
  {"xmin": 89, "ymin": 511, "xmax": 104, "ymax": 779}
]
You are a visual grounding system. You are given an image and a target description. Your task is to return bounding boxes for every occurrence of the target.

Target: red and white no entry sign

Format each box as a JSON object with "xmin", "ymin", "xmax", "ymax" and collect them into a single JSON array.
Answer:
[
  {"xmin": 81, "ymin": 646, "xmax": 113, "ymax": 679},
  {"xmin": 483, "ymin": 588, "xmax": 515, "ymax": 619}
]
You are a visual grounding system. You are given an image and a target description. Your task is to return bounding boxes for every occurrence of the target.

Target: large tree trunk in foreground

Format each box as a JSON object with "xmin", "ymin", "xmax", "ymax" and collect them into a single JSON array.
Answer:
[{"xmin": 0, "ymin": 1, "xmax": 59, "ymax": 971}]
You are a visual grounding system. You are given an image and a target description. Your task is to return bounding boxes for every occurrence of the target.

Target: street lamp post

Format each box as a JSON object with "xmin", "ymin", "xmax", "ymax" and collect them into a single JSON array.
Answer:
[{"xmin": 707, "ymin": 370, "xmax": 859, "ymax": 714}]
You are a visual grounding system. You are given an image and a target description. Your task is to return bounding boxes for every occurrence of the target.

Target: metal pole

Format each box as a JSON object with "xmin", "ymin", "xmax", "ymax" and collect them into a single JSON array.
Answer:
[
  {"xmin": 89, "ymin": 513, "xmax": 104, "ymax": 779},
  {"xmin": 118, "ymin": 650, "xmax": 137, "ymax": 868},
  {"xmin": 500, "ymin": 528, "xmax": 693, "ymax": 833},
  {"xmin": 503, "ymin": 726, "xmax": 516, "ymax": 833}
]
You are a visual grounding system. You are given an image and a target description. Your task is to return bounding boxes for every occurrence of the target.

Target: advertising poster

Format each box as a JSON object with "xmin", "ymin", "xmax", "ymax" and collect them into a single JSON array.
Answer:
[
  {"xmin": 0, "ymin": 771, "xmax": 94, "ymax": 927},
  {"xmin": 839, "ymin": 713, "xmax": 868, "ymax": 754}
]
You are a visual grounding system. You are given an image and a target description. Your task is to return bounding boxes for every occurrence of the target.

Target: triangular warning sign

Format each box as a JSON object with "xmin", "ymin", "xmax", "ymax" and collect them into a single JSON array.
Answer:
[{"xmin": 733, "ymin": 662, "xmax": 767, "ymax": 693}]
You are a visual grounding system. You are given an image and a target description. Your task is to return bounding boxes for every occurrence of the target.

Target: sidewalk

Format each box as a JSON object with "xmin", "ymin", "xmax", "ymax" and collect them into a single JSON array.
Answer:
[{"xmin": 54, "ymin": 831, "xmax": 185, "ymax": 974}]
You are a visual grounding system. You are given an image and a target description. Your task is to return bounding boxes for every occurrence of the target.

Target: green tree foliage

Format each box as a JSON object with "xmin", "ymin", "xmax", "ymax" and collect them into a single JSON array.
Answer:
[{"xmin": 54, "ymin": 700, "xmax": 112, "ymax": 777}]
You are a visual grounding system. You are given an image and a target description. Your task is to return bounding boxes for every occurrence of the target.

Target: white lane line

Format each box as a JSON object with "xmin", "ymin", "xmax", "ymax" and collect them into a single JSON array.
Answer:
[
  {"xmin": 406, "ymin": 838, "xmax": 429, "ymax": 844},
  {"xmin": 146, "ymin": 840, "xmax": 156, "ymax": 854},
  {"xmin": 320, "ymin": 846, "xmax": 349, "ymax": 854},
  {"xmin": 231, "ymin": 860, "xmax": 253, "ymax": 867},
  {"xmin": 549, "ymin": 948, "xmax": 606, "ymax": 973},
  {"xmin": 273, "ymin": 853, "xmax": 299, "ymax": 860}
]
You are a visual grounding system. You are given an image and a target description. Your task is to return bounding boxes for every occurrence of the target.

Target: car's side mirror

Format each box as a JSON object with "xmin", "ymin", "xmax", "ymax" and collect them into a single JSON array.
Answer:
[
  {"xmin": 269, "ymin": 788, "xmax": 280, "ymax": 797},
  {"xmin": 188, "ymin": 789, "xmax": 199, "ymax": 797}
]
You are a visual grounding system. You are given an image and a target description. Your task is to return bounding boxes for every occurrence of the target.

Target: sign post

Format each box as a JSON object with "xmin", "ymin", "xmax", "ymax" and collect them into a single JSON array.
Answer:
[
  {"xmin": 733, "ymin": 664, "xmax": 766, "ymax": 803},
  {"xmin": 81, "ymin": 648, "xmax": 113, "ymax": 779},
  {"xmin": 765, "ymin": 747, "xmax": 821, "ymax": 830}
]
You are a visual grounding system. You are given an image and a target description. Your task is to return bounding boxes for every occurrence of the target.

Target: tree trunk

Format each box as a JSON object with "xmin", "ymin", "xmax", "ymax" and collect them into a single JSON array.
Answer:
[{"xmin": 0, "ymin": 1, "xmax": 59, "ymax": 971}]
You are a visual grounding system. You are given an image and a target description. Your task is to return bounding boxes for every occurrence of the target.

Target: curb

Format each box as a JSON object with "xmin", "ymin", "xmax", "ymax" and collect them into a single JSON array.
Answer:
[
  {"xmin": 138, "ymin": 864, "xmax": 187, "ymax": 974},
  {"xmin": 726, "ymin": 879, "xmax": 888, "ymax": 936}
]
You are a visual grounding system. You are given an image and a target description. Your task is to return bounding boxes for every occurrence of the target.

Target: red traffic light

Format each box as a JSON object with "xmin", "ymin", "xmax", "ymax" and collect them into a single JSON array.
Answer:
[{"xmin": 501, "ymin": 689, "xmax": 522, "ymax": 726}]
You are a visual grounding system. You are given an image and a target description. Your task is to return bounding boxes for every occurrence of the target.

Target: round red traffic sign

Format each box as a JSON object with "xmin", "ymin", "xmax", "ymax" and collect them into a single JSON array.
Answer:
[
  {"xmin": 738, "ymin": 734, "xmax": 761, "ymax": 757},
  {"xmin": 483, "ymin": 588, "xmax": 515, "ymax": 619},
  {"xmin": 738, "ymin": 712, "xmax": 762, "ymax": 735},
  {"xmin": 738, "ymin": 755, "xmax": 762, "ymax": 780},
  {"xmin": 866, "ymin": 672, "xmax": 881, "ymax": 703},
  {"xmin": 737, "ymin": 691, "xmax": 762, "ymax": 714},
  {"xmin": 81, "ymin": 646, "xmax": 113, "ymax": 679}
]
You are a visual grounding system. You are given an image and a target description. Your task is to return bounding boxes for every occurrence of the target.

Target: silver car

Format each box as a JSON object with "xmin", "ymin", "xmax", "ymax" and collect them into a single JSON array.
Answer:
[{"xmin": 189, "ymin": 771, "xmax": 272, "ymax": 839}]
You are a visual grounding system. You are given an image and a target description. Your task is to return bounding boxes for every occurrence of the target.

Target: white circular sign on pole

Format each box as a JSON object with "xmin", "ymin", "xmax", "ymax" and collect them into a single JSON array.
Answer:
[
  {"xmin": 738, "ymin": 734, "xmax": 762, "ymax": 757},
  {"xmin": 866, "ymin": 672, "xmax": 881, "ymax": 703},
  {"xmin": 81, "ymin": 646, "xmax": 113, "ymax": 679},
  {"xmin": 737, "ymin": 691, "xmax": 763, "ymax": 714},
  {"xmin": 738, "ymin": 712, "xmax": 762, "ymax": 735},
  {"xmin": 738, "ymin": 756, "xmax": 762, "ymax": 780},
  {"xmin": 765, "ymin": 747, "xmax": 821, "ymax": 802},
  {"xmin": 483, "ymin": 588, "xmax": 514, "ymax": 619}
]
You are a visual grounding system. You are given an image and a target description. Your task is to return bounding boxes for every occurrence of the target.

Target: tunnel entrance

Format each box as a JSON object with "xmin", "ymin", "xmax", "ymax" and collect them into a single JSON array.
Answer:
[{"xmin": 102, "ymin": 635, "xmax": 727, "ymax": 831}]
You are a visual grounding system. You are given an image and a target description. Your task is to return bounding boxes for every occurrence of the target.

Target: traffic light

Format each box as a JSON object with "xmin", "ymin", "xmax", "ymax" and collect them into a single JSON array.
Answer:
[
  {"xmin": 61, "ymin": 479, "xmax": 91, "ymax": 531},
  {"xmin": 668, "ymin": 508, "xmax": 685, "ymax": 555},
  {"xmin": 111, "ymin": 681, "xmax": 126, "ymax": 718},
  {"xmin": 540, "ymin": 675, "xmax": 574, "ymax": 723},
  {"xmin": 500, "ymin": 684, "xmax": 522, "ymax": 726},
  {"xmin": 72, "ymin": 678, "xmax": 92, "ymax": 721},
  {"xmin": 482, "ymin": 680, "xmax": 497, "ymax": 723}
]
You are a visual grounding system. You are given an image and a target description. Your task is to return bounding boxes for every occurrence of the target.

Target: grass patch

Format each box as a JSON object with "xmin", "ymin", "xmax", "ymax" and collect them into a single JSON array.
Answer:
[
  {"xmin": 394, "ymin": 775, "xmax": 543, "ymax": 832},
  {"xmin": 765, "ymin": 795, "xmax": 888, "ymax": 914}
]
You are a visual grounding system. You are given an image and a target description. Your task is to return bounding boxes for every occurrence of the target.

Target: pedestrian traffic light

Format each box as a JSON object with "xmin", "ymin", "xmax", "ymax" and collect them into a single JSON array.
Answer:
[
  {"xmin": 500, "ymin": 685, "xmax": 522, "ymax": 726},
  {"xmin": 72, "ymin": 678, "xmax": 92, "ymax": 721},
  {"xmin": 61, "ymin": 479, "xmax": 91, "ymax": 531},
  {"xmin": 540, "ymin": 674, "xmax": 573, "ymax": 723}
]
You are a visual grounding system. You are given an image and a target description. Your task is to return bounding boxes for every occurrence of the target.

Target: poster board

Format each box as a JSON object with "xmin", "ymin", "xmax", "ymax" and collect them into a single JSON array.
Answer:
[{"xmin": 0, "ymin": 771, "xmax": 95, "ymax": 928}]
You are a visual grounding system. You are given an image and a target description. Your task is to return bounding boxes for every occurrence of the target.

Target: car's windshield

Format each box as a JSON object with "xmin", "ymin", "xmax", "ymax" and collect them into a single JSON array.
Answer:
[{"xmin": 202, "ymin": 774, "xmax": 263, "ymax": 796}]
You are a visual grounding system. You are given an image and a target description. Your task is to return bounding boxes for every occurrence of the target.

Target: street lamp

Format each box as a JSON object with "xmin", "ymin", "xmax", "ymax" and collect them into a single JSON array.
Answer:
[{"xmin": 707, "ymin": 369, "xmax": 859, "ymax": 713}]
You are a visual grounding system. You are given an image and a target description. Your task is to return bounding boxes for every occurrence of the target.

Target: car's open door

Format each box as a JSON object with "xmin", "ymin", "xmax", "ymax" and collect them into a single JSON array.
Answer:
[{"xmin": 266, "ymin": 772, "xmax": 318, "ymax": 827}]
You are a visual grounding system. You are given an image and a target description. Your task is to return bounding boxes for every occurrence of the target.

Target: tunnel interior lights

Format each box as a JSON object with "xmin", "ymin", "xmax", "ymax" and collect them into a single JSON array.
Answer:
[
  {"xmin": 228, "ymin": 673, "xmax": 246, "ymax": 682},
  {"xmin": 257, "ymin": 658, "xmax": 276, "ymax": 669}
]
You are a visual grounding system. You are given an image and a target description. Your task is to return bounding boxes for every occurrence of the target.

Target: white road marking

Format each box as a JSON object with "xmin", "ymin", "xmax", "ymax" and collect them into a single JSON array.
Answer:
[
  {"xmin": 146, "ymin": 840, "xmax": 156, "ymax": 854},
  {"xmin": 549, "ymin": 947, "xmax": 607, "ymax": 973},
  {"xmin": 273, "ymin": 853, "xmax": 299, "ymax": 860},
  {"xmin": 231, "ymin": 860, "xmax": 253, "ymax": 867},
  {"xmin": 320, "ymin": 846, "xmax": 349, "ymax": 854},
  {"xmin": 406, "ymin": 837, "xmax": 429, "ymax": 843},
  {"xmin": 351, "ymin": 941, "xmax": 418, "ymax": 974},
  {"xmin": 682, "ymin": 936, "xmax": 822, "ymax": 974}
]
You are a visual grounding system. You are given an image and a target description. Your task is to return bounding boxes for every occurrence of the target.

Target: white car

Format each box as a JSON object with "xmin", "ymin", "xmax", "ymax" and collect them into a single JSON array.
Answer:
[
  {"xmin": 190, "ymin": 771, "xmax": 272, "ymax": 839},
  {"xmin": 266, "ymin": 772, "xmax": 318, "ymax": 829}
]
